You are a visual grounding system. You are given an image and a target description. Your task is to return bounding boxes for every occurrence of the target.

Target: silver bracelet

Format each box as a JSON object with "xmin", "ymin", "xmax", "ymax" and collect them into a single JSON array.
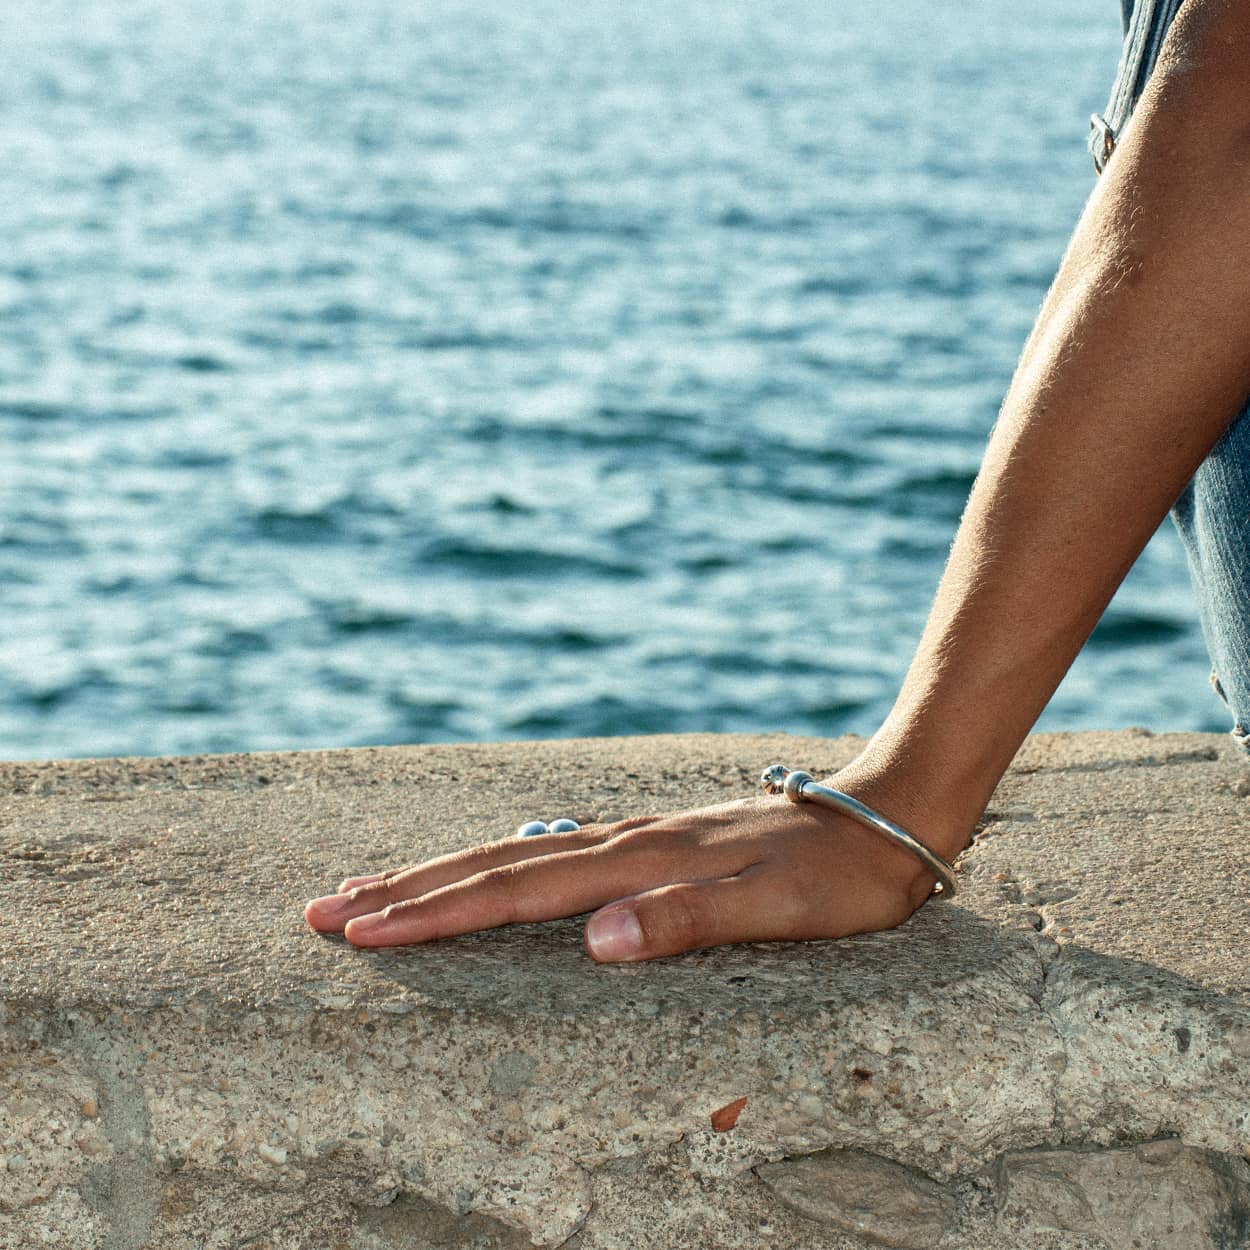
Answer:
[{"xmin": 760, "ymin": 764, "xmax": 957, "ymax": 898}]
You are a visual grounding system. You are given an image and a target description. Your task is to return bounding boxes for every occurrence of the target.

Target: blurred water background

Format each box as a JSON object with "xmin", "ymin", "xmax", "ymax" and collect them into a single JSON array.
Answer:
[{"xmin": 0, "ymin": 0, "xmax": 1224, "ymax": 760}]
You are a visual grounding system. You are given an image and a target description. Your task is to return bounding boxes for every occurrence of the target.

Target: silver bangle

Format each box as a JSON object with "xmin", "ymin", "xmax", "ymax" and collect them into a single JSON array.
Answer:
[{"xmin": 760, "ymin": 764, "xmax": 957, "ymax": 898}]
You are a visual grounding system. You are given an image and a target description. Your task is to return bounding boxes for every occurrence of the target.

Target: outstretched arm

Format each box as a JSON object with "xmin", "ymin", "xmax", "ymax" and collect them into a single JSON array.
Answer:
[
  {"xmin": 306, "ymin": 2, "xmax": 1250, "ymax": 959},
  {"xmin": 850, "ymin": 0, "xmax": 1250, "ymax": 850}
]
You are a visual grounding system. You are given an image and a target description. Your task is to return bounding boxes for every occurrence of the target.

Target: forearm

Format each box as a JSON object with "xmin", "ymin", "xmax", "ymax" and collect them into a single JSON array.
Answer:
[{"xmin": 843, "ymin": 3, "xmax": 1250, "ymax": 854}]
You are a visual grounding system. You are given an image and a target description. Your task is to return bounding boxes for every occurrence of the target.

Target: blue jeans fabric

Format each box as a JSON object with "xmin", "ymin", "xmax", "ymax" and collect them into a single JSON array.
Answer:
[
  {"xmin": 1089, "ymin": 0, "xmax": 1186, "ymax": 173},
  {"xmin": 1098, "ymin": 0, "xmax": 1250, "ymax": 749}
]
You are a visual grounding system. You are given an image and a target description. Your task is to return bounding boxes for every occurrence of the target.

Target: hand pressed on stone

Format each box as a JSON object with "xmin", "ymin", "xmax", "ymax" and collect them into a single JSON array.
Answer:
[{"xmin": 303, "ymin": 793, "xmax": 946, "ymax": 962}]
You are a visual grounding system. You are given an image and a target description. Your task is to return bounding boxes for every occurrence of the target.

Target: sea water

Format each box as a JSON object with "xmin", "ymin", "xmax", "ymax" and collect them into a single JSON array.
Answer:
[{"xmin": 0, "ymin": 0, "xmax": 1222, "ymax": 760}]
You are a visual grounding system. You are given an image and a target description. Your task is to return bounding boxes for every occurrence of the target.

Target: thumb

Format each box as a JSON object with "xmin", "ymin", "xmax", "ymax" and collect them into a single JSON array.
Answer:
[{"xmin": 584, "ymin": 874, "xmax": 760, "ymax": 963}]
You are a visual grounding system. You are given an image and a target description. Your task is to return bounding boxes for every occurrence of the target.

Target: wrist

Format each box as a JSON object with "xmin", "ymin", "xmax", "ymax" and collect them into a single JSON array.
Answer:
[
  {"xmin": 827, "ymin": 733, "xmax": 991, "ymax": 866},
  {"xmin": 804, "ymin": 796, "xmax": 955, "ymax": 914}
]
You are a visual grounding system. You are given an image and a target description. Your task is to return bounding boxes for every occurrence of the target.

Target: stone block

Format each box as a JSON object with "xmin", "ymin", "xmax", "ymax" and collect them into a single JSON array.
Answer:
[
  {"xmin": 756, "ymin": 1148, "xmax": 957, "ymax": 1248},
  {"xmin": 997, "ymin": 1139, "xmax": 1250, "ymax": 1250},
  {"xmin": 1, "ymin": 731, "xmax": 1249, "ymax": 1248}
]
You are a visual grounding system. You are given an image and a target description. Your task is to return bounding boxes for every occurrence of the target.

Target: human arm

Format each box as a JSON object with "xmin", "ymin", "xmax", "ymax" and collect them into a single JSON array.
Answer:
[
  {"xmin": 845, "ymin": 0, "xmax": 1250, "ymax": 848},
  {"xmin": 305, "ymin": 1, "xmax": 1250, "ymax": 959}
]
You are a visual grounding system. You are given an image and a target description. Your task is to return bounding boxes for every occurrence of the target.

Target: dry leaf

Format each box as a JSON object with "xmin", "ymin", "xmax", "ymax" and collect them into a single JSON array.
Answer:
[{"xmin": 710, "ymin": 1096, "xmax": 748, "ymax": 1132}]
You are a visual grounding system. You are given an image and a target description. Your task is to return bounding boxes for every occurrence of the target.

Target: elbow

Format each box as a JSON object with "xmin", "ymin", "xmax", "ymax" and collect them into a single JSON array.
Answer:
[
  {"xmin": 1120, "ymin": 8, "xmax": 1250, "ymax": 186},
  {"xmin": 1149, "ymin": 2, "xmax": 1250, "ymax": 139}
]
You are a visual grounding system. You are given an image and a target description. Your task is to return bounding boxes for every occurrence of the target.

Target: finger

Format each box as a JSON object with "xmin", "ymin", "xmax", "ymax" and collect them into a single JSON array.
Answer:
[
  {"xmin": 330, "ymin": 815, "xmax": 645, "ymax": 895},
  {"xmin": 333, "ymin": 818, "xmax": 630, "ymax": 892},
  {"xmin": 326, "ymin": 812, "xmax": 690, "ymax": 897},
  {"xmin": 341, "ymin": 837, "xmax": 689, "ymax": 947},
  {"xmin": 305, "ymin": 827, "xmax": 605, "ymax": 933},
  {"xmin": 583, "ymin": 865, "xmax": 782, "ymax": 963},
  {"xmin": 337, "ymin": 872, "xmax": 389, "ymax": 892}
]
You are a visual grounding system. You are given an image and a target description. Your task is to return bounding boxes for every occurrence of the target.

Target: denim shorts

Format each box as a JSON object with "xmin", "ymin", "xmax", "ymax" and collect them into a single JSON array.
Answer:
[{"xmin": 1094, "ymin": 0, "xmax": 1250, "ymax": 751}]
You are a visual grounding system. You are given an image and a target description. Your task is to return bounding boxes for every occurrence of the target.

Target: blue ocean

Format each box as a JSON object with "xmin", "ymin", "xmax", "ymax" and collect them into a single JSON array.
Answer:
[{"xmin": 0, "ymin": 0, "xmax": 1223, "ymax": 760}]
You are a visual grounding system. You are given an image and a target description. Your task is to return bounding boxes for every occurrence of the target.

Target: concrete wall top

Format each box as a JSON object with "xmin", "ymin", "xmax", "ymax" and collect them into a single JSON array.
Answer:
[{"xmin": 2, "ymin": 730, "xmax": 1248, "ymax": 1248}]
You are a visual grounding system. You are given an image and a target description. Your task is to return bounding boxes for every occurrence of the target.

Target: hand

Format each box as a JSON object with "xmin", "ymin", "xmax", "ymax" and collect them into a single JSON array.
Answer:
[{"xmin": 303, "ymin": 784, "xmax": 951, "ymax": 962}]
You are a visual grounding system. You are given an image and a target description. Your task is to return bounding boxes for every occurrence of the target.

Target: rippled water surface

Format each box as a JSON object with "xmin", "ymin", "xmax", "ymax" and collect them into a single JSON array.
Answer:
[{"xmin": 0, "ymin": 0, "xmax": 1223, "ymax": 759}]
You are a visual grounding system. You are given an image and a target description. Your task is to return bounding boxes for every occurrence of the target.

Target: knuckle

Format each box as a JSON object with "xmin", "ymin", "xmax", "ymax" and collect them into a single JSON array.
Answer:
[
  {"xmin": 461, "ymin": 844, "xmax": 506, "ymax": 872},
  {"xmin": 480, "ymin": 862, "xmax": 526, "ymax": 919},
  {"xmin": 606, "ymin": 815, "xmax": 665, "ymax": 842},
  {"xmin": 354, "ymin": 867, "xmax": 415, "ymax": 907},
  {"xmin": 650, "ymin": 886, "xmax": 705, "ymax": 951},
  {"xmin": 603, "ymin": 824, "xmax": 680, "ymax": 873},
  {"xmin": 351, "ymin": 881, "xmax": 393, "ymax": 907},
  {"xmin": 480, "ymin": 861, "xmax": 519, "ymax": 890}
]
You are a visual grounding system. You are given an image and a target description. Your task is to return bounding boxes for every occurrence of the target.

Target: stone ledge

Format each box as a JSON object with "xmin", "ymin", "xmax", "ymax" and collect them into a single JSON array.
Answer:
[{"xmin": 1, "ymin": 730, "xmax": 1249, "ymax": 1249}]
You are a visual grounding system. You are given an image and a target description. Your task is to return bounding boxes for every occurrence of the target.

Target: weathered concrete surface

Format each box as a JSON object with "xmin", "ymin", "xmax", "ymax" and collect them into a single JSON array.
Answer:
[{"xmin": 0, "ymin": 729, "xmax": 1248, "ymax": 1249}]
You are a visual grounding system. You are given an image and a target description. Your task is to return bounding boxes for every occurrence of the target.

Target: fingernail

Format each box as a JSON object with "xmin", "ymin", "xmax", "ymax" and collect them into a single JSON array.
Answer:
[
  {"xmin": 586, "ymin": 908, "xmax": 642, "ymax": 962},
  {"xmin": 344, "ymin": 908, "xmax": 389, "ymax": 937},
  {"xmin": 305, "ymin": 893, "xmax": 352, "ymax": 922}
]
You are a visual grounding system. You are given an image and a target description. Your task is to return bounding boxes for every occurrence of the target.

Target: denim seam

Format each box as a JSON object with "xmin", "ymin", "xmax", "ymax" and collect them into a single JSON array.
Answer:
[{"xmin": 1090, "ymin": 0, "xmax": 1187, "ymax": 169}]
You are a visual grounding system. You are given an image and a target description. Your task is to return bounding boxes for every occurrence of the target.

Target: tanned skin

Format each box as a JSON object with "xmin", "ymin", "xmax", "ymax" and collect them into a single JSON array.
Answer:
[{"xmin": 307, "ymin": 3, "xmax": 1250, "ymax": 962}]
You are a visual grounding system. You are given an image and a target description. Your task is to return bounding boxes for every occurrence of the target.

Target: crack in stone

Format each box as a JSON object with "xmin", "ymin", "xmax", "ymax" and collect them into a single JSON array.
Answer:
[
  {"xmin": 1012, "ymin": 745, "xmax": 1220, "ymax": 776},
  {"xmin": 1027, "ymin": 933, "xmax": 1068, "ymax": 1142},
  {"xmin": 61, "ymin": 1017, "xmax": 161, "ymax": 1250},
  {"xmin": 550, "ymin": 1201, "xmax": 595, "ymax": 1249}
]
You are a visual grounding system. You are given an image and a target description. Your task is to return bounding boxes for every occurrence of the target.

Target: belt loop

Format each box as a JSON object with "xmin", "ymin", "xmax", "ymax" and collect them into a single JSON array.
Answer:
[
  {"xmin": 1089, "ymin": 113, "xmax": 1116, "ymax": 173},
  {"xmin": 1089, "ymin": 0, "xmax": 1171, "ymax": 174}
]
